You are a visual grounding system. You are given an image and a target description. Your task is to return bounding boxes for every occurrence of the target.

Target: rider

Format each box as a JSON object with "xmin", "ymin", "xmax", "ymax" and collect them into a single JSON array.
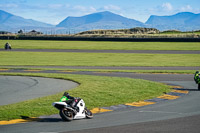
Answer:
[
  {"xmin": 194, "ymin": 71, "xmax": 200, "ymax": 84},
  {"xmin": 4, "ymin": 42, "xmax": 11, "ymax": 50},
  {"xmin": 60, "ymin": 92, "xmax": 77, "ymax": 109}
]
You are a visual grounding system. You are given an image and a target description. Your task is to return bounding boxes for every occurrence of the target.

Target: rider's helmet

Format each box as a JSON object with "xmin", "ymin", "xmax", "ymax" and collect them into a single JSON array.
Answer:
[
  {"xmin": 194, "ymin": 71, "xmax": 200, "ymax": 83},
  {"xmin": 195, "ymin": 71, "xmax": 200, "ymax": 76},
  {"xmin": 195, "ymin": 71, "xmax": 200, "ymax": 77},
  {"xmin": 63, "ymin": 92, "xmax": 69, "ymax": 97}
]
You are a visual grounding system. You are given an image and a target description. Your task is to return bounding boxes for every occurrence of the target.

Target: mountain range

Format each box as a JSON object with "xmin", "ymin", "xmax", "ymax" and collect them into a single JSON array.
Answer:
[
  {"xmin": 146, "ymin": 12, "xmax": 200, "ymax": 31},
  {"xmin": 0, "ymin": 10, "xmax": 199, "ymax": 33},
  {"xmin": 0, "ymin": 10, "xmax": 53, "ymax": 32},
  {"xmin": 56, "ymin": 11, "xmax": 145, "ymax": 31}
]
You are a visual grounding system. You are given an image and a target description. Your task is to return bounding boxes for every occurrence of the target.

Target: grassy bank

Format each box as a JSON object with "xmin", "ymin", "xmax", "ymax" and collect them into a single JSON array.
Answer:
[
  {"xmin": 0, "ymin": 73, "xmax": 170, "ymax": 120},
  {"xmin": 0, "ymin": 40, "xmax": 200, "ymax": 50},
  {"xmin": 0, "ymin": 51, "xmax": 199, "ymax": 66}
]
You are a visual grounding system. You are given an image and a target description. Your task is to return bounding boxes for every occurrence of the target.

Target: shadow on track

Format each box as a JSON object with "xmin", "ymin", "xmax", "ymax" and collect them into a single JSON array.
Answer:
[{"xmin": 21, "ymin": 115, "xmax": 63, "ymax": 122}]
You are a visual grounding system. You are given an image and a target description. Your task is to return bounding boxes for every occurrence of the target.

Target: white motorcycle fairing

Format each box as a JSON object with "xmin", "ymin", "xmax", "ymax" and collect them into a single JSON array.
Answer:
[{"xmin": 73, "ymin": 99, "xmax": 86, "ymax": 119}]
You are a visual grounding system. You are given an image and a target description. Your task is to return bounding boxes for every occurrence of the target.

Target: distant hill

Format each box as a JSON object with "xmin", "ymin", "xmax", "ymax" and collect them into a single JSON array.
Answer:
[
  {"xmin": 0, "ymin": 9, "xmax": 199, "ymax": 33},
  {"xmin": 0, "ymin": 10, "xmax": 53, "ymax": 32},
  {"xmin": 56, "ymin": 11, "xmax": 145, "ymax": 32},
  {"xmin": 146, "ymin": 12, "xmax": 200, "ymax": 31}
]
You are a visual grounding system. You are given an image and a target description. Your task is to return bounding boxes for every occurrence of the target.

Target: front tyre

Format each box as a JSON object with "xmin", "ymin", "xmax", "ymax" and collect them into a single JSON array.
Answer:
[
  {"xmin": 59, "ymin": 109, "xmax": 74, "ymax": 121},
  {"xmin": 85, "ymin": 108, "xmax": 93, "ymax": 119}
]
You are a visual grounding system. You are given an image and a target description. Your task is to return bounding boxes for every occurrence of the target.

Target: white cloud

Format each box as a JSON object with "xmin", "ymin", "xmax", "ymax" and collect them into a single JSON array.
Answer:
[
  {"xmin": 104, "ymin": 5, "xmax": 121, "ymax": 11},
  {"xmin": 48, "ymin": 4, "xmax": 63, "ymax": 9},
  {"xmin": 162, "ymin": 2, "xmax": 173, "ymax": 11},
  {"xmin": 89, "ymin": 6, "xmax": 97, "ymax": 12},
  {"xmin": 0, "ymin": 4, "xmax": 18, "ymax": 8},
  {"xmin": 73, "ymin": 5, "xmax": 87, "ymax": 11},
  {"xmin": 72, "ymin": 5, "xmax": 96, "ymax": 13},
  {"xmin": 180, "ymin": 5, "xmax": 192, "ymax": 12},
  {"xmin": 146, "ymin": 2, "xmax": 174, "ymax": 15}
]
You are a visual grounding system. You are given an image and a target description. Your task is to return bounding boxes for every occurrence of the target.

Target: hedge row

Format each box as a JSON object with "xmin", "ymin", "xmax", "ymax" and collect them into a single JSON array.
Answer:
[{"xmin": 0, "ymin": 35, "xmax": 200, "ymax": 42}]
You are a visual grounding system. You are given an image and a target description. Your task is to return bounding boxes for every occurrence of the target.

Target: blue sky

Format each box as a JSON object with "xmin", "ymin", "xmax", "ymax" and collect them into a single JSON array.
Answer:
[{"xmin": 0, "ymin": 0, "xmax": 199, "ymax": 25}]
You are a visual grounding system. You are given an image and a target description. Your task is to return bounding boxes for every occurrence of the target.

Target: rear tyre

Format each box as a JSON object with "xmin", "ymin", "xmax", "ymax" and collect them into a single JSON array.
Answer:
[
  {"xmin": 198, "ymin": 84, "xmax": 200, "ymax": 90},
  {"xmin": 85, "ymin": 108, "xmax": 93, "ymax": 119},
  {"xmin": 59, "ymin": 109, "xmax": 74, "ymax": 121}
]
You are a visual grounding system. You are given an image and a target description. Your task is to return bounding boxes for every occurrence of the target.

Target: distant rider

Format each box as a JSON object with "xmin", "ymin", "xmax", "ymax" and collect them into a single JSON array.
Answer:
[
  {"xmin": 194, "ymin": 71, "xmax": 200, "ymax": 90},
  {"xmin": 194, "ymin": 71, "xmax": 200, "ymax": 84},
  {"xmin": 4, "ymin": 42, "xmax": 11, "ymax": 50}
]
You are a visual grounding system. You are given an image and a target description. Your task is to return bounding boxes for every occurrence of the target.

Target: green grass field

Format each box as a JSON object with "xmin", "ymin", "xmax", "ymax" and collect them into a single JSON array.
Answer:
[
  {"xmin": 1, "ymin": 40, "xmax": 200, "ymax": 50},
  {"xmin": 0, "ymin": 51, "xmax": 199, "ymax": 66}
]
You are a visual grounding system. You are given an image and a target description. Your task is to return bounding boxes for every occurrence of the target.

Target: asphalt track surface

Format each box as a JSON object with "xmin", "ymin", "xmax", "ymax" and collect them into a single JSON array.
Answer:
[
  {"xmin": 1, "ymin": 49, "xmax": 200, "ymax": 133},
  {"xmin": 0, "ymin": 76, "xmax": 78, "ymax": 106}
]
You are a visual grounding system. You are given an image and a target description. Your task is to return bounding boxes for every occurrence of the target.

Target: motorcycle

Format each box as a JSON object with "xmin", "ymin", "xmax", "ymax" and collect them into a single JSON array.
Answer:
[
  {"xmin": 194, "ymin": 71, "xmax": 200, "ymax": 90},
  {"xmin": 52, "ymin": 97, "xmax": 93, "ymax": 121},
  {"xmin": 4, "ymin": 43, "xmax": 11, "ymax": 50}
]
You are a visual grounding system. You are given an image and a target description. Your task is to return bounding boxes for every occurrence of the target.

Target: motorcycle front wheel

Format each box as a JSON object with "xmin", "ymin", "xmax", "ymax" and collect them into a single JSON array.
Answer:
[
  {"xmin": 59, "ymin": 109, "xmax": 74, "ymax": 121},
  {"xmin": 85, "ymin": 108, "xmax": 93, "ymax": 119}
]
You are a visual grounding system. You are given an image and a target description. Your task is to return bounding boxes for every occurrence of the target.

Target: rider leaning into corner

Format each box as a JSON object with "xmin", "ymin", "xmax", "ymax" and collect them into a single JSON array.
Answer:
[
  {"xmin": 60, "ymin": 92, "xmax": 78, "ymax": 109},
  {"xmin": 194, "ymin": 71, "xmax": 200, "ymax": 90}
]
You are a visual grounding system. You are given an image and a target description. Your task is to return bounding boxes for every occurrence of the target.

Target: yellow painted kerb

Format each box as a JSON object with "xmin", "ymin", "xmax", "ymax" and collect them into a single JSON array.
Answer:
[
  {"xmin": 0, "ymin": 69, "xmax": 9, "ymax": 71},
  {"xmin": 157, "ymin": 94, "xmax": 180, "ymax": 100},
  {"xmin": 126, "ymin": 101, "xmax": 155, "ymax": 107},
  {"xmin": 172, "ymin": 90, "xmax": 189, "ymax": 94},
  {"xmin": 170, "ymin": 86, "xmax": 183, "ymax": 89},
  {"xmin": 0, "ymin": 117, "xmax": 38, "ymax": 125},
  {"xmin": 90, "ymin": 108, "xmax": 112, "ymax": 114}
]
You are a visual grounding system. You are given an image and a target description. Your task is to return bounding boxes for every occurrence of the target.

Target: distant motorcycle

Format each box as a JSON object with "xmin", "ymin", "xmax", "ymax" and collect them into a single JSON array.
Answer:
[
  {"xmin": 4, "ymin": 43, "xmax": 11, "ymax": 50},
  {"xmin": 52, "ymin": 97, "xmax": 93, "ymax": 121},
  {"xmin": 194, "ymin": 71, "xmax": 200, "ymax": 90}
]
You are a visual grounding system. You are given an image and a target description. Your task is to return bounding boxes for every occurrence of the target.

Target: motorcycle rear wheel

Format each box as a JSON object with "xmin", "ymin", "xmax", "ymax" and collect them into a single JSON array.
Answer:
[
  {"xmin": 59, "ymin": 109, "xmax": 74, "ymax": 121},
  {"xmin": 85, "ymin": 108, "xmax": 93, "ymax": 119}
]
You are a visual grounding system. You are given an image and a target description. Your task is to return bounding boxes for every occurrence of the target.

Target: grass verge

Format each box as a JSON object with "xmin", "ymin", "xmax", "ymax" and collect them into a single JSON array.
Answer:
[
  {"xmin": 0, "ymin": 72, "xmax": 170, "ymax": 121},
  {"xmin": 0, "ymin": 40, "xmax": 200, "ymax": 50},
  {"xmin": 0, "ymin": 52, "xmax": 199, "ymax": 66}
]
